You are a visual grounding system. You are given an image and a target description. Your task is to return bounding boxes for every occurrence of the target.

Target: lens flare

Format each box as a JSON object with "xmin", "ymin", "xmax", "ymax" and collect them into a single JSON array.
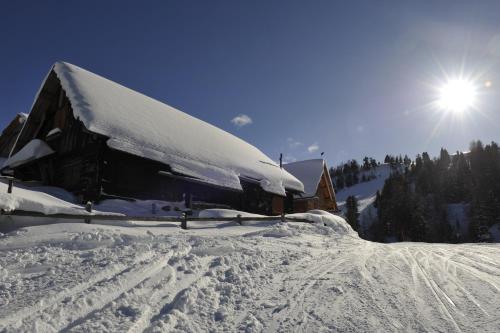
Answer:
[{"xmin": 438, "ymin": 79, "xmax": 477, "ymax": 113}]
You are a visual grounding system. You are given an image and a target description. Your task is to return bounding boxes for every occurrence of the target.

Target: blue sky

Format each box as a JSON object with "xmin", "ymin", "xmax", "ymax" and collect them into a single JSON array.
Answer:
[{"xmin": 1, "ymin": 1, "xmax": 500, "ymax": 166}]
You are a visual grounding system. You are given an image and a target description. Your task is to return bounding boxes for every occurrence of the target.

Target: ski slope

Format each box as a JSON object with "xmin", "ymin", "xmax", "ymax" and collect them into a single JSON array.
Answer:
[
  {"xmin": 1, "ymin": 217, "xmax": 499, "ymax": 332},
  {"xmin": 336, "ymin": 164, "xmax": 393, "ymax": 233}
]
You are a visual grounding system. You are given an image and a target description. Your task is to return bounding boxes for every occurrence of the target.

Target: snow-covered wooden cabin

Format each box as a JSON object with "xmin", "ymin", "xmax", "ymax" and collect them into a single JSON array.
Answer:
[
  {"xmin": 0, "ymin": 113, "xmax": 27, "ymax": 157},
  {"xmin": 1, "ymin": 62, "xmax": 304, "ymax": 215},
  {"xmin": 283, "ymin": 159, "xmax": 338, "ymax": 213}
]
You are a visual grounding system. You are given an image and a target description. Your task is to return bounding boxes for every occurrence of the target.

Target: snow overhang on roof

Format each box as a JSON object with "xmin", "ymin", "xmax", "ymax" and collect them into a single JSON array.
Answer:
[
  {"xmin": 42, "ymin": 61, "xmax": 304, "ymax": 196},
  {"xmin": 3, "ymin": 139, "xmax": 55, "ymax": 169},
  {"xmin": 283, "ymin": 159, "xmax": 327, "ymax": 198}
]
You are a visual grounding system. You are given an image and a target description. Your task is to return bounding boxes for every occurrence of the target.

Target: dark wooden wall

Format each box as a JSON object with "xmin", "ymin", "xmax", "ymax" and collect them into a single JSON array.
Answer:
[
  {"xmin": 0, "ymin": 114, "xmax": 26, "ymax": 157},
  {"xmin": 12, "ymin": 71, "xmax": 106, "ymax": 202}
]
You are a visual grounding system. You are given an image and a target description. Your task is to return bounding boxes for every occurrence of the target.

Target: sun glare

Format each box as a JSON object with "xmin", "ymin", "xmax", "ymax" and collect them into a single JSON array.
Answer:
[{"xmin": 438, "ymin": 79, "xmax": 477, "ymax": 113}]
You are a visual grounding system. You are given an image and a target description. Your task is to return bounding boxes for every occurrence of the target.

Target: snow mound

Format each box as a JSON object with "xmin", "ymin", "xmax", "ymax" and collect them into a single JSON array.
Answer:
[
  {"xmin": 200, "ymin": 209, "xmax": 354, "ymax": 237},
  {"xmin": 290, "ymin": 210, "xmax": 355, "ymax": 236},
  {"xmin": 306, "ymin": 209, "xmax": 334, "ymax": 216},
  {"xmin": 95, "ymin": 199, "xmax": 185, "ymax": 217},
  {"xmin": 198, "ymin": 209, "xmax": 265, "ymax": 218},
  {"xmin": 0, "ymin": 180, "xmax": 117, "ymax": 216},
  {"xmin": 243, "ymin": 223, "xmax": 301, "ymax": 238}
]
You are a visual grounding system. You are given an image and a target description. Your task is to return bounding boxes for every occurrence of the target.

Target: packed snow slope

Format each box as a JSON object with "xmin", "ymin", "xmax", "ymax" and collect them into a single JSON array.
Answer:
[
  {"xmin": 336, "ymin": 164, "xmax": 393, "ymax": 232},
  {"xmin": 1, "ymin": 211, "xmax": 499, "ymax": 332}
]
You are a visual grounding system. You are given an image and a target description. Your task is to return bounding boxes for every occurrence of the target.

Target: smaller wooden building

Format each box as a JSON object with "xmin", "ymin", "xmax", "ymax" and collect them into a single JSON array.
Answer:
[{"xmin": 284, "ymin": 159, "xmax": 338, "ymax": 213}]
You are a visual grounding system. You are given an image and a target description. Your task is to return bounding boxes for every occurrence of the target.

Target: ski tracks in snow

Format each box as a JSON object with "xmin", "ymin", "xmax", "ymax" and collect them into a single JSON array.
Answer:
[
  {"xmin": 0, "ymin": 244, "xmax": 193, "ymax": 332},
  {"xmin": 1, "ymin": 224, "xmax": 500, "ymax": 332}
]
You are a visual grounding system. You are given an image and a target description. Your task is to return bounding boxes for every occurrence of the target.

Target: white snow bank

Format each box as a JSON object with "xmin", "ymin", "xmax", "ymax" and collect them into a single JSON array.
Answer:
[
  {"xmin": 306, "ymin": 209, "xmax": 334, "ymax": 216},
  {"xmin": 199, "ymin": 208, "xmax": 354, "ymax": 236},
  {"xmin": 95, "ymin": 199, "xmax": 185, "ymax": 217},
  {"xmin": 198, "ymin": 209, "xmax": 265, "ymax": 218},
  {"xmin": 42, "ymin": 62, "xmax": 303, "ymax": 196},
  {"xmin": 289, "ymin": 210, "xmax": 354, "ymax": 236},
  {"xmin": 3, "ymin": 139, "xmax": 54, "ymax": 169},
  {"xmin": 0, "ymin": 180, "xmax": 117, "ymax": 216}
]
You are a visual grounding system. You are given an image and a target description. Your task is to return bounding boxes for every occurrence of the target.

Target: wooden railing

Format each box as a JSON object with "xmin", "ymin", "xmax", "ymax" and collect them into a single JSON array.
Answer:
[{"xmin": 0, "ymin": 209, "xmax": 314, "ymax": 230}]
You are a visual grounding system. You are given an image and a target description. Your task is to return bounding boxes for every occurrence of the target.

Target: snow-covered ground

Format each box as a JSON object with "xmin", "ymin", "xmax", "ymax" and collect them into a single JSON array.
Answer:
[
  {"xmin": 1, "ymin": 212, "xmax": 500, "ymax": 332},
  {"xmin": 1, "ymin": 175, "xmax": 499, "ymax": 332}
]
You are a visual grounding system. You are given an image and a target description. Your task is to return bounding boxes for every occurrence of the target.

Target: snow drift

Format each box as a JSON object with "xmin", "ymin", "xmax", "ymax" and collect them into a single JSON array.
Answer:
[{"xmin": 0, "ymin": 180, "xmax": 116, "ymax": 216}]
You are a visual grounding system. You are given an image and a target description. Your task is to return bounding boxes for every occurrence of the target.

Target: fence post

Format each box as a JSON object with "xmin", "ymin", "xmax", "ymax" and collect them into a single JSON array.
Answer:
[
  {"xmin": 7, "ymin": 178, "xmax": 13, "ymax": 194},
  {"xmin": 181, "ymin": 212, "xmax": 188, "ymax": 230},
  {"xmin": 281, "ymin": 212, "xmax": 286, "ymax": 223},
  {"xmin": 236, "ymin": 214, "xmax": 242, "ymax": 225},
  {"xmin": 85, "ymin": 201, "xmax": 92, "ymax": 224}
]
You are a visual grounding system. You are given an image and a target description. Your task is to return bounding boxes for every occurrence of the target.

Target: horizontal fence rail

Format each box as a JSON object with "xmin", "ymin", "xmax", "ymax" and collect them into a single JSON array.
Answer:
[{"xmin": 0, "ymin": 209, "xmax": 315, "ymax": 229}]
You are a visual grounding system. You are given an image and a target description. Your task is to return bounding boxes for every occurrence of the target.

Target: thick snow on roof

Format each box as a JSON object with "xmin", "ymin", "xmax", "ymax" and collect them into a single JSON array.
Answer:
[
  {"xmin": 48, "ymin": 62, "xmax": 303, "ymax": 196},
  {"xmin": 3, "ymin": 139, "xmax": 54, "ymax": 169},
  {"xmin": 283, "ymin": 159, "xmax": 326, "ymax": 197}
]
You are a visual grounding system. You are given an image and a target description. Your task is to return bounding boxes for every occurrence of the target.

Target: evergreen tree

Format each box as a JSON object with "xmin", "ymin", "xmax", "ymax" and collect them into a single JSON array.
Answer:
[
  {"xmin": 363, "ymin": 156, "xmax": 370, "ymax": 170},
  {"xmin": 403, "ymin": 155, "xmax": 411, "ymax": 168},
  {"xmin": 374, "ymin": 190, "xmax": 381, "ymax": 208},
  {"xmin": 345, "ymin": 195, "xmax": 360, "ymax": 231},
  {"xmin": 337, "ymin": 176, "xmax": 345, "ymax": 190},
  {"xmin": 414, "ymin": 154, "xmax": 423, "ymax": 172},
  {"xmin": 438, "ymin": 148, "xmax": 451, "ymax": 170},
  {"xmin": 337, "ymin": 140, "xmax": 500, "ymax": 244}
]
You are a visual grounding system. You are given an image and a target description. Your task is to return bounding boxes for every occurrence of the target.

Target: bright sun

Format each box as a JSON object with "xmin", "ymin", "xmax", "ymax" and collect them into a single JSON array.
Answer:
[{"xmin": 438, "ymin": 79, "xmax": 477, "ymax": 113}]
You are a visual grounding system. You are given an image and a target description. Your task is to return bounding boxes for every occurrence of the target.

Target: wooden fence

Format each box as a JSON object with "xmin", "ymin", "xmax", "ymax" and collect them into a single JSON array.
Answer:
[
  {"xmin": 0, "ymin": 178, "xmax": 315, "ymax": 230},
  {"xmin": 0, "ymin": 209, "xmax": 314, "ymax": 230}
]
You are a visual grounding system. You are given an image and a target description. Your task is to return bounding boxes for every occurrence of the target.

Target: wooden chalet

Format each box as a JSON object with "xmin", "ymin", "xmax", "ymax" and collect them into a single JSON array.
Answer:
[
  {"xmin": 1, "ymin": 62, "xmax": 304, "ymax": 215},
  {"xmin": 283, "ymin": 159, "xmax": 338, "ymax": 213}
]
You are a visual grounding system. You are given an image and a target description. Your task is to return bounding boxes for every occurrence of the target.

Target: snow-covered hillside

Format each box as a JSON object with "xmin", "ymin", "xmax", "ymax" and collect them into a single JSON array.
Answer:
[
  {"xmin": 1, "ymin": 211, "xmax": 500, "ymax": 332},
  {"xmin": 336, "ymin": 164, "xmax": 393, "ymax": 233}
]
